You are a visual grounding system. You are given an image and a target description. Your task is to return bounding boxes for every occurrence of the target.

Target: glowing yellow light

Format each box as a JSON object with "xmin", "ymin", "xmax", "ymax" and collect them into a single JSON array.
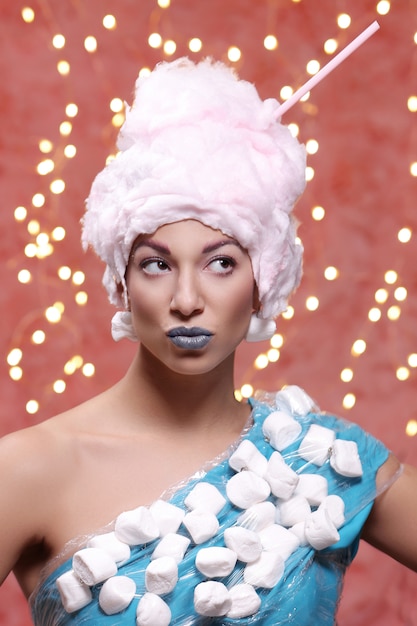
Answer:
[
  {"xmin": 21, "ymin": 7, "xmax": 35, "ymax": 23},
  {"xmin": 306, "ymin": 139, "xmax": 319, "ymax": 155},
  {"xmin": 396, "ymin": 366, "xmax": 409, "ymax": 381},
  {"xmin": 264, "ymin": 35, "xmax": 278, "ymax": 50},
  {"xmin": 340, "ymin": 368, "xmax": 354, "ymax": 383},
  {"xmin": 406, "ymin": 420, "xmax": 417, "ymax": 437},
  {"xmin": 148, "ymin": 33, "xmax": 163, "ymax": 48},
  {"xmin": 398, "ymin": 227, "xmax": 412, "ymax": 243},
  {"xmin": 32, "ymin": 330, "xmax": 46, "ymax": 345},
  {"xmin": 84, "ymin": 36, "xmax": 97, "ymax": 52},
  {"xmin": 52, "ymin": 34, "xmax": 65, "ymax": 49},
  {"xmin": 311, "ymin": 205, "xmax": 325, "ymax": 221},
  {"xmin": 139, "ymin": 67, "xmax": 151, "ymax": 78},
  {"xmin": 394, "ymin": 287, "xmax": 407, "ymax": 301},
  {"xmin": 414, "ymin": 32, "xmax": 417, "ymax": 45},
  {"xmin": 306, "ymin": 296, "xmax": 319, "ymax": 311},
  {"xmin": 408, "ymin": 96, "xmax": 417, "ymax": 112},
  {"xmin": 368, "ymin": 307, "xmax": 381, "ymax": 322},
  {"xmin": 300, "ymin": 91, "xmax": 310, "ymax": 102},
  {"xmin": 32, "ymin": 193, "xmax": 45, "ymax": 208},
  {"xmin": 71, "ymin": 271, "xmax": 85, "ymax": 285},
  {"xmin": 7, "ymin": 348, "xmax": 23, "ymax": 366},
  {"xmin": 60, "ymin": 121, "xmax": 72, "ymax": 136},
  {"xmin": 64, "ymin": 144, "xmax": 76, "ymax": 158},
  {"xmin": 410, "ymin": 162, "xmax": 417, "ymax": 176},
  {"xmin": 158, "ymin": 0, "xmax": 170, "ymax": 6},
  {"xmin": 75, "ymin": 291, "xmax": 88, "ymax": 305},
  {"xmin": 53, "ymin": 379, "xmax": 66, "ymax": 394},
  {"xmin": 324, "ymin": 38, "xmax": 338, "ymax": 54},
  {"xmin": 50, "ymin": 179, "xmax": 65, "ymax": 194},
  {"xmin": 18, "ymin": 269, "xmax": 32, "ymax": 284},
  {"xmin": 39, "ymin": 139, "xmax": 53, "ymax": 153},
  {"xmin": 9, "ymin": 367, "xmax": 23, "ymax": 381},
  {"xmin": 36, "ymin": 233, "xmax": 49, "ymax": 247},
  {"xmin": 64, "ymin": 360, "xmax": 77, "ymax": 375},
  {"xmin": 52, "ymin": 226, "xmax": 66, "ymax": 241},
  {"xmin": 58, "ymin": 266, "xmax": 71, "ymax": 280},
  {"xmin": 280, "ymin": 86, "xmax": 294, "ymax": 101},
  {"xmin": 72, "ymin": 355, "xmax": 84, "ymax": 369},
  {"xmin": 189, "ymin": 38, "xmax": 202, "ymax": 53},
  {"xmin": 306, "ymin": 60, "xmax": 320, "ymax": 75},
  {"xmin": 267, "ymin": 348, "xmax": 280, "ymax": 362},
  {"xmin": 351, "ymin": 339, "xmax": 366, "ymax": 356},
  {"xmin": 288, "ymin": 123, "xmax": 299, "ymax": 137},
  {"xmin": 387, "ymin": 305, "xmax": 401, "ymax": 320},
  {"xmin": 110, "ymin": 98, "xmax": 123, "ymax": 113},
  {"xmin": 163, "ymin": 40, "xmax": 177, "ymax": 55},
  {"xmin": 26, "ymin": 400, "xmax": 39, "ymax": 414},
  {"xmin": 45, "ymin": 306, "xmax": 62, "ymax": 323},
  {"xmin": 384, "ymin": 270, "xmax": 398, "ymax": 284},
  {"xmin": 81, "ymin": 359, "xmax": 93, "ymax": 374},
  {"xmin": 337, "ymin": 13, "xmax": 351, "ymax": 29},
  {"xmin": 241, "ymin": 384, "xmax": 254, "ymax": 398},
  {"xmin": 324, "ymin": 266, "xmax": 338, "ymax": 280},
  {"xmin": 65, "ymin": 103, "xmax": 78, "ymax": 118},
  {"xmin": 342, "ymin": 393, "xmax": 356, "ymax": 409},
  {"xmin": 112, "ymin": 113, "xmax": 125, "ymax": 128},
  {"xmin": 36, "ymin": 242, "xmax": 53, "ymax": 259},
  {"xmin": 408, "ymin": 353, "xmax": 417, "ymax": 368},
  {"xmin": 103, "ymin": 14, "xmax": 117, "ymax": 29},
  {"xmin": 375, "ymin": 288, "xmax": 388, "ymax": 304},
  {"xmin": 57, "ymin": 60, "xmax": 70, "ymax": 76},
  {"xmin": 234, "ymin": 389, "xmax": 243, "ymax": 402},
  {"xmin": 255, "ymin": 354, "xmax": 269, "ymax": 369},
  {"xmin": 376, "ymin": 0, "xmax": 391, "ymax": 15},
  {"xmin": 28, "ymin": 220, "xmax": 40, "ymax": 235},
  {"xmin": 270, "ymin": 334, "xmax": 283, "ymax": 349},
  {"xmin": 282, "ymin": 306, "xmax": 294, "ymax": 320},
  {"xmin": 37, "ymin": 159, "xmax": 54, "ymax": 175},
  {"xmin": 305, "ymin": 166, "xmax": 315, "ymax": 181},
  {"xmin": 25, "ymin": 243, "xmax": 37, "ymax": 258},
  {"xmin": 227, "ymin": 46, "xmax": 241, "ymax": 62},
  {"xmin": 14, "ymin": 206, "xmax": 27, "ymax": 221}
]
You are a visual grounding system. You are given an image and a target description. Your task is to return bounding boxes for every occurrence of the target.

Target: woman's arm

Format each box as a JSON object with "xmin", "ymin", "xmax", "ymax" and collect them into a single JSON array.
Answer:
[{"xmin": 362, "ymin": 456, "xmax": 417, "ymax": 572}]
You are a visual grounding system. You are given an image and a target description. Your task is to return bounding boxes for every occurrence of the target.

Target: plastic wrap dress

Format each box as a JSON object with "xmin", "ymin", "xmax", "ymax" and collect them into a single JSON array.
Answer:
[{"xmin": 29, "ymin": 386, "xmax": 398, "ymax": 625}]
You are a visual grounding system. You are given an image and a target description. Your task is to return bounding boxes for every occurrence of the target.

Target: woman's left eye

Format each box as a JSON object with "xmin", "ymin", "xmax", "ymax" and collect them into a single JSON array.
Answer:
[{"xmin": 207, "ymin": 257, "xmax": 236, "ymax": 274}]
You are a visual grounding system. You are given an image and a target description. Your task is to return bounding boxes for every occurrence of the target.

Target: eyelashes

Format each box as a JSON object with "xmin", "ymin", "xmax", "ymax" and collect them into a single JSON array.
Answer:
[{"xmin": 136, "ymin": 255, "xmax": 237, "ymax": 276}]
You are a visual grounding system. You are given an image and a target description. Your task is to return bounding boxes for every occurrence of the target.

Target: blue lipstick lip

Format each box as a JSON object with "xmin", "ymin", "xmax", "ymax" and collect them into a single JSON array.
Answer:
[
  {"xmin": 166, "ymin": 327, "xmax": 213, "ymax": 350},
  {"xmin": 167, "ymin": 326, "xmax": 213, "ymax": 338}
]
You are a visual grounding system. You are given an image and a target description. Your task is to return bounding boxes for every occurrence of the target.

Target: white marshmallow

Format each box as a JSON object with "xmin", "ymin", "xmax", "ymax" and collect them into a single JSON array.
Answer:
[
  {"xmin": 258, "ymin": 524, "xmax": 300, "ymax": 561},
  {"xmin": 87, "ymin": 531, "xmax": 131, "ymax": 564},
  {"xmin": 294, "ymin": 473, "xmax": 328, "ymax": 506},
  {"xmin": 136, "ymin": 592, "xmax": 171, "ymax": 626},
  {"xmin": 195, "ymin": 546, "xmax": 237, "ymax": 578},
  {"xmin": 244, "ymin": 551, "xmax": 285, "ymax": 589},
  {"xmin": 277, "ymin": 495, "xmax": 311, "ymax": 527},
  {"xmin": 182, "ymin": 510, "xmax": 219, "ymax": 544},
  {"xmin": 330, "ymin": 439, "xmax": 363, "ymax": 477},
  {"xmin": 289, "ymin": 521, "xmax": 308, "ymax": 546},
  {"xmin": 224, "ymin": 526, "xmax": 262, "ymax": 563},
  {"xmin": 56, "ymin": 569, "xmax": 92, "ymax": 613},
  {"xmin": 229, "ymin": 439, "xmax": 268, "ymax": 476},
  {"xmin": 319, "ymin": 495, "xmax": 345, "ymax": 529},
  {"xmin": 237, "ymin": 501, "xmax": 276, "ymax": 532},
  {"xmin": 262, "ymin": 410, "xmax": 302, "ymax": 451},
  {"xmin": 194, "ymin": 581, "xmax": 232, "ymax": 617},
  {"xmin": 184, "ymin": 482, "xmax": 226, "ymax": 515},
  {"xmin": 145, "ymin": 556, "xmax": 178, "ymax": 595},
  {"xmin": 264, "ymin": 451, "xmax": 299, "ymax": 500},
  {"xmin": 276, "ymin": 386, "xmax": 316, "ymax": 417},
  {"xmin": 149, "ymin": 499, "xmax": 185, "ymax": 536},
  {"xmin": 151, "ymin": 532, "xmax": 191, "ymax": 563},
  {"xmin": 98, "ymin": 576, "xmax": 136, "ymax": 615},
  {"xmin": 227, "ymin": 583, "xmax": 261, "ymax": 618},
  {"xmin": 226, "ymin": 471, "xmax": 270, "ymax": 509},
  {"xmin": 72, "ymin": 548, "xmax": 117, "ymax": 586},
  {"xmin": 115, "ymin": 506, "xmax": 160, "ymax": 546},
  {"xmin": 305, "ymin": 507, "xmax": 340, "ymax": 550},
  {"xmin": 298, "ymin": 424, "xmax": 335, "ymax": 465}
]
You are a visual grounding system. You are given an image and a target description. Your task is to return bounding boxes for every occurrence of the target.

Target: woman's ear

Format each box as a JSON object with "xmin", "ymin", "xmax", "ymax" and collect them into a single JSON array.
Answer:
[
  {"xmin": 252, "ymin": 283, "xmax": 261, "ymax": 313},
  {"xmin": 117, "ymin": 281, "xmax": 130, "ymax": 311}
]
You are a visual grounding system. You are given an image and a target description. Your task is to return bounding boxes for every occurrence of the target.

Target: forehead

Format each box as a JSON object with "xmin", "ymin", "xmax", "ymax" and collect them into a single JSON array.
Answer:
[{"xmin": 132, "ymin": 219, "xmax": 242, "ymax": 250}]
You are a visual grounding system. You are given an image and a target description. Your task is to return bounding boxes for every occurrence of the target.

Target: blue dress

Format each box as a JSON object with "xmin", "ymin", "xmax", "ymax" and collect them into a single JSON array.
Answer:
[{"xmin": 30, "ymin": 387, "xmax": 393, "ymax": 625}]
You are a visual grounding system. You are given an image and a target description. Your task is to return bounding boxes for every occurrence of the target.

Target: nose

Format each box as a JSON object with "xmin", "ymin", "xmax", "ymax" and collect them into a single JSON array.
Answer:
[{"xmin": 170, "ymin": 268, "xmax": 204, "ymax": 318}]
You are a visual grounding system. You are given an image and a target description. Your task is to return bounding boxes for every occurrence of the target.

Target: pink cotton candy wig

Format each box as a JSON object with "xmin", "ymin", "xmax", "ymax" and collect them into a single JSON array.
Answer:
[{"xmin": 82, "ymin": 57, "xmax": 306, "ymax": 320}]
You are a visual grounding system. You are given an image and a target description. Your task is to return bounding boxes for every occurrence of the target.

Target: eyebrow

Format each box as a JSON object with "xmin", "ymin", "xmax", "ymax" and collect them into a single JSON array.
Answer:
[{"xmin": 131, "ymin": 238, "xmax": 244, "ymax": 256}]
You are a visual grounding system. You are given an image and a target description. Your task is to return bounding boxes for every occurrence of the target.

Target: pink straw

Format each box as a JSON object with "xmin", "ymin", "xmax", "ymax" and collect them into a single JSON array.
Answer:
[{"xmin": 276, "ymin": 21, "xmax": 380, "ymax": 117}]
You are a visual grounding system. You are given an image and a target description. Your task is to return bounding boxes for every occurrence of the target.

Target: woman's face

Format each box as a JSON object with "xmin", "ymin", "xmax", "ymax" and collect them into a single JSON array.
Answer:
[{"xmin": 125, "ymin": 219, "xmax": 256, "ymax": 376}]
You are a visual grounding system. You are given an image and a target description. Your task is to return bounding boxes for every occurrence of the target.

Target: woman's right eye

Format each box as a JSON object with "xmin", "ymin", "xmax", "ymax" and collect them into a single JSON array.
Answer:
[{"xmin": 140, "ymin": 258, "xmax": 170, "ymax": 275}]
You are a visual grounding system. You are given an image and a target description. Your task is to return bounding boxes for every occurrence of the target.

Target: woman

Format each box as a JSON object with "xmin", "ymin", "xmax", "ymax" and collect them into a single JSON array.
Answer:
[{"xmin": 0, "ymin": 58, "xmax": 416, "ymax": 625}]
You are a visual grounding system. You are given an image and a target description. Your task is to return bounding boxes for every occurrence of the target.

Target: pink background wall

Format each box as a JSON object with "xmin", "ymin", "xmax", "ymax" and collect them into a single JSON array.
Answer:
[{"xmin": 1, "ymin": 0, "xmax": 416, "ymax": 623}]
